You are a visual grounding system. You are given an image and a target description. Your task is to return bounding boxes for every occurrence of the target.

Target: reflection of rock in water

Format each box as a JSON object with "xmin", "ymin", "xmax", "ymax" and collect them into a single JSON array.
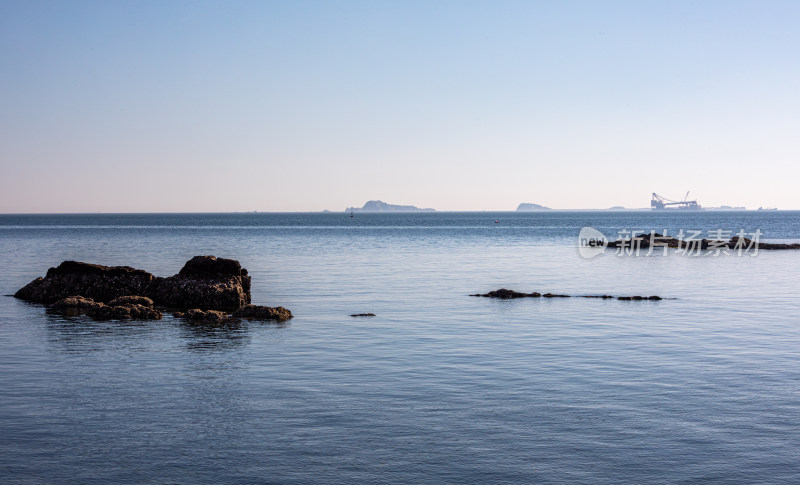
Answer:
[
  {"xmin": 178, "ymin": 319, "xmax": 253, "ymax": 352},
  {"xmin": 41, "ymin": 311, "xmax": 288, "ymax": 354},
  {"xmin": 42, "ymin": 314, "xmax": 165, "ymax": 354}
]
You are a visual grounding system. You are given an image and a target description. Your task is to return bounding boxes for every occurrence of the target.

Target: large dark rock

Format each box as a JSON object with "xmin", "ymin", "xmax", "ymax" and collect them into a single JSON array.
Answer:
[
  {"xmin": 14, "ymin": 262, "xmax": 154, "ymax": 304},
  {"xmin": 147, "ymin": 256, "xmax": 251, "ymax": 311},
  {"xmin": 16, "ymin": 256, "xmax": 252, "ymax": 311}
]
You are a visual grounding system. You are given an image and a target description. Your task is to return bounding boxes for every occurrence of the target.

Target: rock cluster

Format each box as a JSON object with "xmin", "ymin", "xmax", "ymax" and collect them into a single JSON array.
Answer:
[
  {"xmin": 469, "ymin": 289, "xmax": 572, "ymax": 298},
  {"xmin": 52, "ymin": 295, "xmax": 163, "ymax": 320},
  {"xmin": 173, "ymin": 309, "xmax": 231, "ymax": 324},
  {"xmin": 173, "ymin": 304, "xmax": 293, "ymax": 324},
  {"xmin": 15, "ymin": 256, "xmax": 291, "ymax": 322},
  {"xmin": 471, "ymin": 289, "xmax": 664, "ymax": 301}
]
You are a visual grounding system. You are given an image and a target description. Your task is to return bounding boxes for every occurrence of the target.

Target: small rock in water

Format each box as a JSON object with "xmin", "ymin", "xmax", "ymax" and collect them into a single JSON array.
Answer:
[
  {"xmin": 177, "ymin": 309, "xmax": 232, "ymax": 324},
  {"xmin": 232, "ymin": 304, "xmax": 293, "ymax": 322},
  {"xmin": 107, "ymin": 295, "xmax": 154, "ymax": 308},
  {"xmin": 52, "ymin": 295, "xmax": 102, "ymax": 310}
]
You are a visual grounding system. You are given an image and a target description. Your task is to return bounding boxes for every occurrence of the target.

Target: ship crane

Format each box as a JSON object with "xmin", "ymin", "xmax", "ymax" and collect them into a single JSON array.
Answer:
[{"xmin": 651, "ymin": 192, "xmax": 700, "ymax": 210}]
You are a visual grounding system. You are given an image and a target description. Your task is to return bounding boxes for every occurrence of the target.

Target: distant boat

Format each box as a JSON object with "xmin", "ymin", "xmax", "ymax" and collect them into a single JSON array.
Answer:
[
  {"xmin": 757, "ymin": 207, "xmax": 778, "ymax": 211},
  {"xmin": 350, "ymin": 210, "xmax": 354, "ymax": 218}
]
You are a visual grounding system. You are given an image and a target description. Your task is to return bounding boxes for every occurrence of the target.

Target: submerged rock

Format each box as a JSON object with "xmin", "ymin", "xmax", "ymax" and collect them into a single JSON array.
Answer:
[
  {"xmin": 232, "ymin": 304, "xmax": 293, "ymax": 322},
  {"xmin": 618, "ymin": 296, "xmax": 662, "ymax": 301}
]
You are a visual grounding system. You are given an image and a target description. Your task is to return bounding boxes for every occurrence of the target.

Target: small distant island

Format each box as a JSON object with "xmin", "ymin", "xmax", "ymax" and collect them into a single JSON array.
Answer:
[
  {"xmin": 516, "ymin": 203, "xmax": 552, "ymax": 212},
  {"xmin": 346, "ymin": 200, "xmax": 435, "ymax": 212}
]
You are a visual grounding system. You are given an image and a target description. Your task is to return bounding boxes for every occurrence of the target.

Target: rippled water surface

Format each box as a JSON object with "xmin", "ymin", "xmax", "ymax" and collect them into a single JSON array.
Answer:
[{"xmin": 2, "ymin": 212, "xmax": 800, "ymax": 484}]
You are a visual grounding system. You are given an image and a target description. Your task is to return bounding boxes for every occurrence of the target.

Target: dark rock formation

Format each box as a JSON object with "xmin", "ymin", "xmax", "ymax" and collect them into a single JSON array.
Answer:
[
  {"xmin": 470, "ymin": 289, "xmax": 542, "ymax": 298},
  {"xmin": 232, "ymin": 304, "xmax": 293, "ymax": 322},
  {"xmin": 17, "ymin": 256, "xmax": 293, "ymax": 323},
  {"xmin": 15, "ymin": 262, "xmax": 154, "ymax": 304},
  {"xmin": 350, "ymin": 313, "xmax": 376, "ymax": 317},
  {"xmin": 472, "ymin": 289, "xmax": 665, "ymax": 301},
  {"xmin": 15, "ymin": 256, "xmax": 252, "ymax": 311},
  {"xmin": 147, "ymin": 256, "xmax": 251, "ymax": 311},
  {"xmin": 51, "ymin": 295, "xmax": 162, "ymax": 320},
  {"xmin": 729, "ymin": 237, "xmax": 800, "ymax": 250}
]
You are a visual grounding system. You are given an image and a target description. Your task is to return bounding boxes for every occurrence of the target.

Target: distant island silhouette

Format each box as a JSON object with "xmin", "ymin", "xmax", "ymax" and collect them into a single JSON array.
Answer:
[
  {"xmin": 516, "ymin": 203, "xmax": 552, "ymax": 211},
  {"xmin": 346, "ymin": 200, "xmax": 435, "ymax": 212}
]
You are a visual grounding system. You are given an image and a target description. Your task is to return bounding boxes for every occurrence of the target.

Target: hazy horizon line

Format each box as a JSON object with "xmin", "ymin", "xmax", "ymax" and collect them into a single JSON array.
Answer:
[{"xmin": 1, "ymin": 209, "xmax": 795, "ymax": 216}]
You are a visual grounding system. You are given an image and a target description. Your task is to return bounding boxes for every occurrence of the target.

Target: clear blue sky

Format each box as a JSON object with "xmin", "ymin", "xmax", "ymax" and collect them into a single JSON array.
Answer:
[{"xmin": 1, "ymin": 0, "xmax": 798, "ymax": 212}]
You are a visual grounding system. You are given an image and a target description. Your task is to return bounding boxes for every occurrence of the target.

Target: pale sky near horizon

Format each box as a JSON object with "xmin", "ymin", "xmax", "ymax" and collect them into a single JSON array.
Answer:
[{"xmin": 1, "ymin": 0, "xmax": 798, "ymax": 213}]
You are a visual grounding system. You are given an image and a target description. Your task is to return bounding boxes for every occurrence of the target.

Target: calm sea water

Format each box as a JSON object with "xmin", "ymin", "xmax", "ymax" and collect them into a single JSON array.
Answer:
[{"xmin": 1, "ymin": 211, "xmax": 800, "ymax": 484}]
